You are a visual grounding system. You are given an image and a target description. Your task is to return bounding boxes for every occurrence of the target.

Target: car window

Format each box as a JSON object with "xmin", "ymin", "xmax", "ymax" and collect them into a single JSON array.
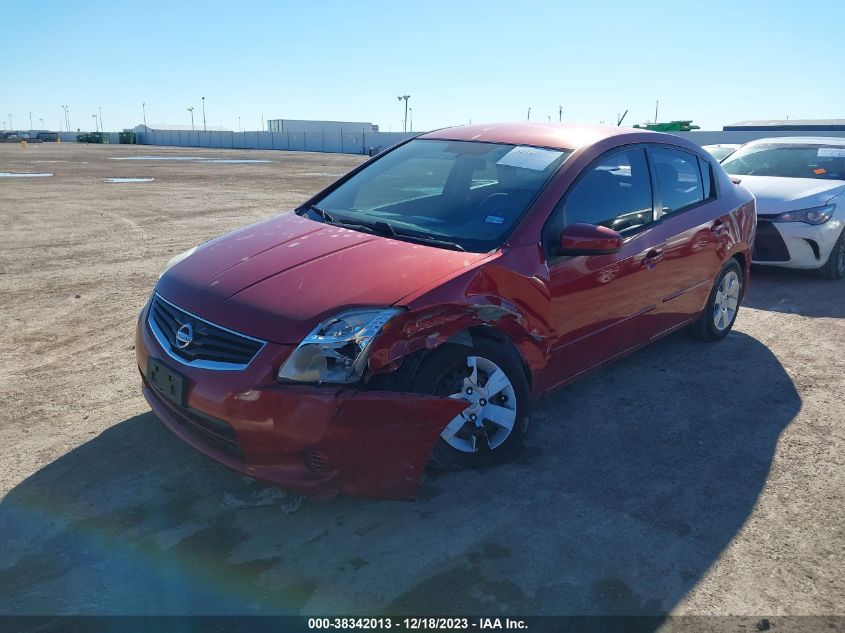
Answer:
[
  {"xmin": 699, "ymin": 156, "xmax": 715, "ymax": 199},
  {"xmin": 704, "ymin": 146, "xmax": 736, "ymax": 161},
  {"xmin": 651, "ymin": 148, "xmax": 705, "ymax": 217},
  {"xmin": 353, "ymin": 153, "xmax": 453, "ymax": 210},
  {"xmin": 562, "ymin": 148, "xmax": 654, "ymax": 234},
  {"xmin": 470, "ymin": 159, "xmax": 499, "ymax": 189},
  {"xmin": 721, "ymin": 143, "xmax": 845, "ymax": 180},
  {"xmin": 316, "ymin": 139, "xmax": 570, "ymax": 252}
]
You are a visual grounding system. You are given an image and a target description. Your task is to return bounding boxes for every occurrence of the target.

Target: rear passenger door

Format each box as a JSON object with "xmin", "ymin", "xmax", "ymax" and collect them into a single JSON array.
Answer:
[
  {"xmin": 545, "ymin": 147, "xmax": 670, "ymax": 388},
  {"xmin": 646, "ymin": 145, "xmax": 725, "ymax": 334}
]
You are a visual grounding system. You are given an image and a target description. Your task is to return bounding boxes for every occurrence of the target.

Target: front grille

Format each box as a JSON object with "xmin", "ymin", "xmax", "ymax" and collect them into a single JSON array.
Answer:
[
  {"xmin": 148, "ymin": 293, "xmax": 265, "ymax": 370},
  {"xmin": 753, "ymin": 219, "xmax": 790, "ymax": 262}
]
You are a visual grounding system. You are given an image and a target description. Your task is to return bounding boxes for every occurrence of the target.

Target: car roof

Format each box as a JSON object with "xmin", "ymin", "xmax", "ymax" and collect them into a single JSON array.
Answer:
[
  {"xmin": 419, "ymin": 122, "xmax": 656, "ymax": 151},
  {"xmin": 745, "ymin": 136, "xmax": 845, "ymax": 147}
]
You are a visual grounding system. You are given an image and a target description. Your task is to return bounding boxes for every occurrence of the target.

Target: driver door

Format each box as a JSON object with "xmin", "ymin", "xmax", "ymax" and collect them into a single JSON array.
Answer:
[{"xmin": 544, "ymin": 147, "xmax": 669, "ymax": 389}]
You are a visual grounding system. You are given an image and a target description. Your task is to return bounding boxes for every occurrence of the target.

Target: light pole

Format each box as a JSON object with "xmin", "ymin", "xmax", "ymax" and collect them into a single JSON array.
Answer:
[
  {"xmin": 187, "ymin": 107, "xmax": 195, "ymax": 131},
  {"xmin": 409, "ymin": 108, "xmax": 413, "ymax": 132},
  {"xmin": 7, "ymin": 114, "xmax": 12, "ymax": 131},
  {"xmin": 92, "ymin": 114, "xmax": 98, "ymax": 132},
  {"xmin": 559, "ymin": 105, "xmax": 562, "ymax": 122},
  {"xmin": 98, "ymin": 106, "xmax": 103, "ymax": 133},
  {"xmin": 527, "ymin": 107, "xmax": 531, "ymax": 121},
  {"xmin": 62, "ymin": 106, "xmax": 69, "ymax": 132},
  {"xmin": 397, "ymin": 95, "xmax": 410, "ymax": 133},
  {"xmin": 29, "ymin": 112, "xmax": 33, "ymax": 129},
  {"xmin": 201, "ymin": 97, "xmax": 206, "ymax": 131},
  {"xmin": 142, "ymin": 102, "xmax": 147, "ymax": 129},
  {"xmin": 39, "ymin": 117, "xmax": 44, "ymax": 128},
  {"xmin": 238, "ymin": 115, "xmax": 241, "ymax": 132}
]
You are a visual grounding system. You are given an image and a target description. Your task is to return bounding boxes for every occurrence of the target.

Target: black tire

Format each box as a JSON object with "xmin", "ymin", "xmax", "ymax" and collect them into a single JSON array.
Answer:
[
  {"xmin": 410, "ymin": 337, "xmax": 531, "ymax": 470},
  {"xmin": 816, "ymin": 228, "xmax": 845, "ymax": 280},
  {"xmin": 687, "ymin": 259, "xmax": 743, "ymax": 342}
]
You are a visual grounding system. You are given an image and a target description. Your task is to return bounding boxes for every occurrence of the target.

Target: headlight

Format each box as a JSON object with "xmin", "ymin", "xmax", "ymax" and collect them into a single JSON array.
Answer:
[
  {"xmin": 159, "ymin": 246, "xmax": 198, "ymax": 278},
  {"xmin": 277, "ymin": 308, "xmax": 402, "ymax": 384},
  {"xmin": 774, "ymin": 204, "xmax": 835, "ymax": 225}
]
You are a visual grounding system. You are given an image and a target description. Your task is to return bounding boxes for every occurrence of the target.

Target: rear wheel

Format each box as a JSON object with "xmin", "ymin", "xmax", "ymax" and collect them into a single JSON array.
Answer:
[
  {"xmin": 687, "ymin": 260, "xmax": 743, "ymax": 342},
  {"xmin": 817, "ymin": 228, "xmax": 845, "ymax": 280},
  {"xmin": 410, "ymin": 337, "xmax": 530, "ymax": 469}
]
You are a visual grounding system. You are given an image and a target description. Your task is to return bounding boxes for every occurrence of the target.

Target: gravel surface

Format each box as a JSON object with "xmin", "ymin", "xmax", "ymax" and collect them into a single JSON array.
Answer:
[{"xmin": 0, "ymin": 142, "xmax": 842, "ymax": 617}]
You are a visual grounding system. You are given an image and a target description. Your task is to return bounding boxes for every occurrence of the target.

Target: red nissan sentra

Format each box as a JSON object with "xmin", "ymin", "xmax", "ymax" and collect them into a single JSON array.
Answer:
[{"xmin": 137, "ymin": 123, "xmax": 756, "ymax": 500}]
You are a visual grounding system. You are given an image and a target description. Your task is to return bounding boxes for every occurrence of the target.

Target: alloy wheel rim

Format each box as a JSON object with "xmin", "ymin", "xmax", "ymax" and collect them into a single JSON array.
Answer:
[
  {"xmin": 439, "ymin": 356, "xmax": 517, "ymax": 453},
  {"xmin": 837, "ymin": 239, "xmax": 845, "ymax": 274},
  {"xmin": 713, "ymin": 270, "xmax": 740, "ymax": 331}
]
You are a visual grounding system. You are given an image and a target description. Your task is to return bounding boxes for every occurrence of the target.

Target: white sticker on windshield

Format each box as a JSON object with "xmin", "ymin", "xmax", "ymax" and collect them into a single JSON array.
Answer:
[
  {"xmin": 817, "ymin": 147, "xmax": 845, "ymax": 158},
  {"xmin": 497, "ymin": 146, "xmax": 564, "ymax": 171}
]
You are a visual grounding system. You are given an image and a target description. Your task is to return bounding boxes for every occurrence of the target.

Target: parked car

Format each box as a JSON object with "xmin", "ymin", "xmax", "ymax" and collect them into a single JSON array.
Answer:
[
  {"xmin": 702, "ymin": 143, "xmax": 742, "ymax": 162},
  {"xmin": 721, "ymin": 137, "xmax": 845, "ymax": 279},
  {"xmin": 137, "ymin": 123, "xmax": 756, "ymax": 499}
]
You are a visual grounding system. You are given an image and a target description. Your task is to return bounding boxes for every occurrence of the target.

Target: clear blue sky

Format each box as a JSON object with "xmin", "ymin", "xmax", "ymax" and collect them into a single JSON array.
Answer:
[{"xmin": 3, "ymin": 0, "xmax": 843, "ymax": 133}]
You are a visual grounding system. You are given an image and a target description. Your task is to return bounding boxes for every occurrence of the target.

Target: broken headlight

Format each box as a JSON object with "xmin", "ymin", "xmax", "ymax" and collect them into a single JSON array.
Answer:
[{"xmin": 277, "ymin": 308, "xmax": 402, "ymax": 384}]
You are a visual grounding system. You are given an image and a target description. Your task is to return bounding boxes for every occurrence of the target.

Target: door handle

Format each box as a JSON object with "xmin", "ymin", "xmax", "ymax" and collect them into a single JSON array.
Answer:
[
  {"xmin": 642, "ymin": 249, "xmax": 665, "ymax": 269},
  {"xmin": 711, "ymin": 219, "xmax": 725, "ymax": 235}
]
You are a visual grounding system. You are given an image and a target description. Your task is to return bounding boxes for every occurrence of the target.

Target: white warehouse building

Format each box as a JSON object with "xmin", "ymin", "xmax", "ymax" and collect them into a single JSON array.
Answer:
[{"xmin": 266, "ymin": 119, "xmax": 379, "ymax": 133}]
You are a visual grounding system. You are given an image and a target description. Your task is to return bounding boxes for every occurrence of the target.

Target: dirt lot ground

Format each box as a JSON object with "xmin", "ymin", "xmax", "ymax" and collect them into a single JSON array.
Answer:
[{"xmin": 0, "ymin": 142, "xmax": 842, "ymax": 619}]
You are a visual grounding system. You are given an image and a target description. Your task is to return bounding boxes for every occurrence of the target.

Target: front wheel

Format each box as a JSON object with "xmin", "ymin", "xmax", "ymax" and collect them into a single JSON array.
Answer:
[
  {"xmin": 817, "ymin": 228, "xmax": 845, "ymax": 280},
  {"xmin": 687, "ymin": 259, "xmax": 743, "ymax": 342},
  {"xmin": 410, "ymin": 337, "xmax": 531, "ymax": 470}
]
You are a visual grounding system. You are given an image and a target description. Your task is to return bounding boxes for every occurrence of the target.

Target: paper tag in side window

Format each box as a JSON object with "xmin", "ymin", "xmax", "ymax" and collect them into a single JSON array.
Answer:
[
  {"xmin": 497, "ymin": 146, "xmax": 564, "ymax": 171},
  {"xmin": 817, "ymin": 147, "xmax": 845, "ymax": 158}
]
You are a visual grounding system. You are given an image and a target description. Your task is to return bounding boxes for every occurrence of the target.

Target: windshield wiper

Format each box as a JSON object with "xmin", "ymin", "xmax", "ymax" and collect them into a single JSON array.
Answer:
[
  {"xmin": 387, "ymin": 227, "xmax": 466, "ymax": 252},
  {"xmin": 372, "ymin": 221, "xmax": 398, "ymax": 239},
  {"xmin": 406, "ymin": 234, "xmax": 466, "ymax": 252},
  {"xmin": 367, "ymin": 220, "xmax": 465, "ymax": 252},
  {"xmin": 304, "ymin": 204, "xmax": 336, "ymax": 224},
  {"xmin": 305, "ymin": 207, "xmax": 465, "ymax": 251},
  {"xmin": 304, "ymin": 205, "xmax": 377, "ymax": 233}
]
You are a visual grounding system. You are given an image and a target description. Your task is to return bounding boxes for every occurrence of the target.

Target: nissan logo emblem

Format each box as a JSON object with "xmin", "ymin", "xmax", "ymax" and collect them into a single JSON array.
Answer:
[{"xmin": 175, "ymin": 323, "xmax": 194, "ymax": 349}]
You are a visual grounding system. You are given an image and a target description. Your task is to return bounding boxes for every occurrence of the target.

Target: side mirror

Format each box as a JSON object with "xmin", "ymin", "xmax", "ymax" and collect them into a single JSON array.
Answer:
[{"xmin": 559, "ymin": 223, "xmax": 623, "ymax": 256}]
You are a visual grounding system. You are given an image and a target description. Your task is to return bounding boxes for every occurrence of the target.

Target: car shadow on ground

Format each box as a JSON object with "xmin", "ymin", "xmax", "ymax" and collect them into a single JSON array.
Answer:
[
  {"xmin": 0, "ymin": 332, "xmax": 799, "ymax": 621},
  {"xmin": 744, "ymin": 265, "xmax": 845, "ymax": 318}
]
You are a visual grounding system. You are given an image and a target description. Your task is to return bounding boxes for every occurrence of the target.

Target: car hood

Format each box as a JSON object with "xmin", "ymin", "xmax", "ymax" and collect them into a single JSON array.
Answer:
[
  {"xmin": 156, "ymin": 213, "xmax": 489, "ymax": 344},
  {"xmin": 733, "ymin": 175, "xmax": 845, "ymax": 216}
]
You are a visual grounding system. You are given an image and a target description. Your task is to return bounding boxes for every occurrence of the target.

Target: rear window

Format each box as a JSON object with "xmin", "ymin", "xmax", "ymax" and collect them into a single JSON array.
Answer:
[{"xmin": 722, "ymin": 143, "xmax": 845, "ymax": 180}]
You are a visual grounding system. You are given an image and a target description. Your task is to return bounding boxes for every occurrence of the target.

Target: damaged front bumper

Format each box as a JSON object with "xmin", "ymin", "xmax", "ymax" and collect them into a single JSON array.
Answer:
[{"xmin": 136, "ymin": 307, "xmax": 466, "ymax": 501}]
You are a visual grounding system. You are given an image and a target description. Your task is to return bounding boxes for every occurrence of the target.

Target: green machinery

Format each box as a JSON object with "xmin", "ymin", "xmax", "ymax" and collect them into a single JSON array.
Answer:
[
  {"xmin": 633, "ymin": 121, "xmax": 700, "ymax": 132},
  {"xmin": 76, "ymin": 132, "xmax": 111, "ymax": 144}
]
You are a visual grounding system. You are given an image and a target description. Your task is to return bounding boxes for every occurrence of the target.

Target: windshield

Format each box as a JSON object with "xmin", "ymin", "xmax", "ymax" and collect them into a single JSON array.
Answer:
[
  {"xmin": 722, "ymin": 143, "xmax": 845, "ymax": 180},
  {"xmin": 704, "ymin": 146, "xmax": 736, "ymax": 162},
  {"xmin": 311, "ymin": 139, "xmax": 570, "ymax": 252}
]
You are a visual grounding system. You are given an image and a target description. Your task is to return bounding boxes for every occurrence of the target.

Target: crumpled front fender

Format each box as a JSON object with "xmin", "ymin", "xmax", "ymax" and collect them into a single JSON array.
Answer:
[{"xmin": 326, "ymin": 391, "xmax": 468, "ymax": 500}]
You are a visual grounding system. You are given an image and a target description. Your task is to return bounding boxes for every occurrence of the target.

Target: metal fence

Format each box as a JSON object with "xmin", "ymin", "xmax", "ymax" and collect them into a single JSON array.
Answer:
[
  {"xmin": 135, "ymin": 129, "xmax": 416, "ymax": 154},
  {"xmin": 56, "ymin": 128, "xmax": 845, "ymax": 153}
]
